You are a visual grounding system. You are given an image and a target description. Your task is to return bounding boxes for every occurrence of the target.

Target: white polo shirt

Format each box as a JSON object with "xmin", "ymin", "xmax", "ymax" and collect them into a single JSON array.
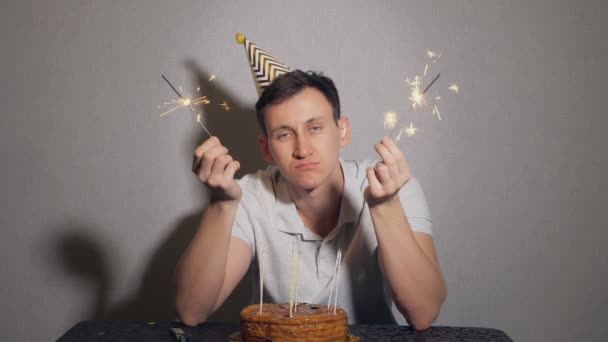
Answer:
[{"xmin": 231, "ymin": 159, "xmax": 432, "ymax": 324}]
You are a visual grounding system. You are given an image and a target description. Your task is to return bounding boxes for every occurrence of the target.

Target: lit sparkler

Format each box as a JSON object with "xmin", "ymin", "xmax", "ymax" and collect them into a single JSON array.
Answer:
[
  {"xmin": 383, "ymin": 49, "xmax": 460, "ymax": 139},
  {"xmin": 159, "ymin": 74, "xmax": 212, "ymax": 136}
]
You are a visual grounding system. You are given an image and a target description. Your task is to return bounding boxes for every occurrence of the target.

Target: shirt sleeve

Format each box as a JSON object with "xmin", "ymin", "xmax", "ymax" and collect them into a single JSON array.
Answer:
[
  {"xmin": 398, "ymin": 176, "xmax": 433, "ymax": 235},
  {"xmin": 231, "ymin": 201, "xmax": 256, "ymax": 253},
  {"xmin": 229, "ymin": 181, "xmax": 259, "ymax": 257}
]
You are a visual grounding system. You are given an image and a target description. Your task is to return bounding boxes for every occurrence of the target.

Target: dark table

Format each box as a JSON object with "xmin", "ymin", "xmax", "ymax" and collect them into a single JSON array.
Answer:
[{"xmin": 58, "ymin": 321, "xmax": 513, "ymax": 341}]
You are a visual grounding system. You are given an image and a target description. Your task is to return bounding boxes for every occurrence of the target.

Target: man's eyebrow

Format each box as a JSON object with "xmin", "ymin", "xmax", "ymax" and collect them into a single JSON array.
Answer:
[
  {"xmin": 305, "ymin": 116, "xmax": 325, "ymax": 124},
  {"xmin": 269, "ymin": 125, "xmax": 293, "ymax": 134},
  {"xmin": 269, "ymin": 116, "xmax": 327, "ymax": 134}
]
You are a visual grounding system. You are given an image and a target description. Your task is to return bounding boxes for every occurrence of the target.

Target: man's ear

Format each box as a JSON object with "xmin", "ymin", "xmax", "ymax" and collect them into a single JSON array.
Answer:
[
  {"xmin": 258, "ymin": 134, "xmax": 274, "ymax": 163},
  {"xmin": 338, "ymin": 117, "xmax": 351, "ymax": 147}
]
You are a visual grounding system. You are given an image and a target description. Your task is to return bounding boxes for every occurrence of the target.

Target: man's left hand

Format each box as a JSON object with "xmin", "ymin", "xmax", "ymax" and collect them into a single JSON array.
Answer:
[{"xmin": 364, "ymin": 136, "xmax": 412, "ymax": 206}]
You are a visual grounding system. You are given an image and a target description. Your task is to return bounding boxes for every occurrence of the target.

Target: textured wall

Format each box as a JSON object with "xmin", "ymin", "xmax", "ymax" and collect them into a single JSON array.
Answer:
[{"xmin": 1, "ymin": 1, "xmax": 607, "ymax": 341}]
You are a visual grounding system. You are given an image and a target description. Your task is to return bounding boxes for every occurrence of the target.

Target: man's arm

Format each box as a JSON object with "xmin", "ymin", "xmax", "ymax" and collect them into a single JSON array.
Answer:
[
  {"xmin": 174, "ymin": 137, "xmax": 252, "ymax": 326},
  {"xmin": 365, "ymin": 137, "xmax": 446, "ymax": 330}
]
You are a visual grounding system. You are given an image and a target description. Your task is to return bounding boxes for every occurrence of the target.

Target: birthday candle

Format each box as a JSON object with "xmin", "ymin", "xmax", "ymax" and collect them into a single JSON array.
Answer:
[
  {"xmin": 289, "ymin": 242, "xmax": 295, "ymax": 317},
  {"xmin": 327, "ymin": 249, "xmax": 342, "ymax": 311},
  {"xmin": 333, "ymin": 250, "xmax": 342, "ymax": 314},
  {"xmin": 294, "ymin": 253, "xmax": 301, "ymax": 312},
  {"xmin": 259, "ymin": 244, "xmax": 265, "ymax": 314}
]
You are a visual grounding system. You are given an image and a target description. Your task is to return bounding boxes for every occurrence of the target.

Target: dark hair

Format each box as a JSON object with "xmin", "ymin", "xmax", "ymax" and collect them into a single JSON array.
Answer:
[{"xmin": 255, "ymin": 70, "xmax": 341, "ymax": 135}]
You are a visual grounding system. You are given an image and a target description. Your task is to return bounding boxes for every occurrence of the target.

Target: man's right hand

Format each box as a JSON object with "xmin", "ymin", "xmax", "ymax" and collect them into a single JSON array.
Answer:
[{"xmin": 193, "ymin": 136, "xmax": 242, "ymax": 203}]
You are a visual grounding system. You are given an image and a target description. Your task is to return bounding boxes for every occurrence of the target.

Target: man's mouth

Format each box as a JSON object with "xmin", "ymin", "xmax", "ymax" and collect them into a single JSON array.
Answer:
[{"xmin": 295, "ymin": 162, "xmax": 319, "ymax": 169}]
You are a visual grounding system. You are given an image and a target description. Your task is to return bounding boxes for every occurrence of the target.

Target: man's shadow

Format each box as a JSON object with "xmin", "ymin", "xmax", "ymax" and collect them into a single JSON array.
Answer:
[{"xmin": 52, "ymin": 62, "xmax": 267, "ymax": 322}]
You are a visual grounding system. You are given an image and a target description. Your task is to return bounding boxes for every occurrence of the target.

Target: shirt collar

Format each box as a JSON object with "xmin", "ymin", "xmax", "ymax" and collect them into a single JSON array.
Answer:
[{"xmin": 274, "ymin": 159, "xmax": 362, "ymax": 240}]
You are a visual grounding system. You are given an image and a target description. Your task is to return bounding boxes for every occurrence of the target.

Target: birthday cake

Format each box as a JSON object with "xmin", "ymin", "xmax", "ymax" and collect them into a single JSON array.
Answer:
[{"xmin": 239, "ymin": 303, "xmax": 352, "ymax": 341}]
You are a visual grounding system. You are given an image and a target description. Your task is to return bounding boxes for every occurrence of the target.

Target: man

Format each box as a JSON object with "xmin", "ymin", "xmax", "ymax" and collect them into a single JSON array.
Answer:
[{"xmin": 174, "ymin": 70, "xmax": 446, "ymax": 330}]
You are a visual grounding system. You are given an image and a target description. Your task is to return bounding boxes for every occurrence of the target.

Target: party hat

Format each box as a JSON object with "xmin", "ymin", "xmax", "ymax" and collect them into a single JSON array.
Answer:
[{"xmin": 236, "ymin": 33, "xmax": 291, "ymax": 96}]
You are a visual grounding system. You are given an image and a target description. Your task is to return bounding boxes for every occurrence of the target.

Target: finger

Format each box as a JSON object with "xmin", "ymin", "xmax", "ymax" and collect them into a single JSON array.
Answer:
[
  {"xmin": 224, "ymin": 160, "xmax": 240, "ymax": 180},
  {"xmin": 211, "ymin": 154, "xmax": 233, "ymax": 176},
  {"xmin": 366, "ymin": 166, "xmax": 382, "ymax": 192},
  {"xmin": 380, "ymin": 136, "xmax": 403, "ymax": 161},
  {"xmin": 207, "ymin": 154, "xmax": 233, "ymax": 187},
  {"xmin": 381, "ymin": 136, "xmax": 409, "ymax": 176},
  {"xmin": 374, "ymin": 143, "xmax": 399, "ymax": 179},
  {"xmin": 193, "ymin": 136, "xmax": 220, "ymax": 172},
  {"xmin": 374, "ymin": 162, "xmax": 393, "ymax": 186},
  {"xmin": 196, "ymin": 145, "xmax": 229, "ymax": 181},
  {"xmin": 374, "ymin": 141, "xmax": 396, "ymax": 165}
]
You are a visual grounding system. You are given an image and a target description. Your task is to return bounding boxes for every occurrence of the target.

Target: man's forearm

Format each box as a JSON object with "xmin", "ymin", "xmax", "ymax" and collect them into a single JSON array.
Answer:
[
  {"xmin": 369, "ymin": 197, "xmax": 446, "ymax": 330},
  {"xmin": 174, "ymin": 200, "xmax": 239, "ymax": 325}
]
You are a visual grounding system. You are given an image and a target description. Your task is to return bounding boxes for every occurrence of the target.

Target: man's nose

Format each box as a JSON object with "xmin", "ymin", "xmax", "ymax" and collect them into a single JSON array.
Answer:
[{"xmin": 293, "ymin": 135, "xmax": 312, "ymax": 159}]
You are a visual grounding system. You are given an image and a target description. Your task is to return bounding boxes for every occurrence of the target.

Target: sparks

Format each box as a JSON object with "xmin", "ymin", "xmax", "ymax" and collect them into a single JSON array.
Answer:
[
  {"xmin": 209, "ymin": 74, "xmax": 216, "ymax": 82},
  {"xmin": 219, "ymin": 100, "xmax": 231, "ymax": 111},
  {"xmin": 180, "ymin": 97, "xmax": 191, "ymax": 106},
  {"xmin": 384, "ymin": 111, "xmax": 398, "ymax": 130},
  {"xmin": 384, "ymin": 49, "xmax": 458, "ymax": 140},
  {"xmin": 395, "ymin": 128, "xmax": 405, "ymax": 142},
  {"xmin": 410, "ymin": 86, "xmax": 424, "ymax": 108},
  {"xmin": 159, "ymin": 96, "xmax": 210, "ymax": 117},
  {"xmin": 405, "ymin": 122, "xmax": 419, "ymax": 137},
  {"xmin": 159, "ymin": 74, "xmax": 212, "ymax": 136},
  {"xmin": 432, "ymin": 104, "xmax": 441, "ymax": 120}
]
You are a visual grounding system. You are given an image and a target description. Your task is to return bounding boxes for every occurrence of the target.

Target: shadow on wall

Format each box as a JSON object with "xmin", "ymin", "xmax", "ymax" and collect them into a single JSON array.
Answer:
[
  {"xmin": 50, "ymin": 63, "xmax": 266, "ymax": 322},
  {"xmin": 52, "ymin": 226, "xmax": 111, "ymax": 320},
  {"xmin": 183, "ymin": 60, "xmax": 267, "ymax": 175}
]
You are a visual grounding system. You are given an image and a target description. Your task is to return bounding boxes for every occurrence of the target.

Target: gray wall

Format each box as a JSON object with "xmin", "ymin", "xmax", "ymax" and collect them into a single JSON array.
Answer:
[{"xmin": 1, "ymin": 1, "xmax": 607, "ymax": 341}]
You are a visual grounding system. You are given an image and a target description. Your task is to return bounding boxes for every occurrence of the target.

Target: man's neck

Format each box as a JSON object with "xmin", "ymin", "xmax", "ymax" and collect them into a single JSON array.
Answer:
[{"xmin": 287, "ymin": 162, "xmax": 344, "ymax": 238}]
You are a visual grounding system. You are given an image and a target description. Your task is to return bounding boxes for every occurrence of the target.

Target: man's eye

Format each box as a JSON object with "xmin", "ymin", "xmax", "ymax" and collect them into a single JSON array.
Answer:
[
  {"xmin": 311, "ymin": 126, "xmax": 322, "ymax": 132},
  {"xmin": 277, "ymin": 133, "xmax": 291, "ymax": 140}
]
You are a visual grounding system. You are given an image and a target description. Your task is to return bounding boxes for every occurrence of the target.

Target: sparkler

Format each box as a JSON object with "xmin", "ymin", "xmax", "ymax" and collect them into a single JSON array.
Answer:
[
  {"xmin": 159, "ymin": 74, "xmax": 212, "ymax": 136},
  {"xmin": 390, "ymin": 73, "xmax": 439, "ymax": 140},
  {"xmin": 384, "ymin": 49, "xmax": 460, "ymax": 140}
]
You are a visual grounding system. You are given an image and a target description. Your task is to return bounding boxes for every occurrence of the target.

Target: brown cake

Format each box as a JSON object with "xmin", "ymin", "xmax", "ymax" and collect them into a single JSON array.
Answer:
[{"xmin": 240, "ymin": 303, "xmax": 351, "ymax": 341}]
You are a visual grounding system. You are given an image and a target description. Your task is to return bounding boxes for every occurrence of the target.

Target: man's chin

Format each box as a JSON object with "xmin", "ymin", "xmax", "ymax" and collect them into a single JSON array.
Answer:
[{"xmin": 286, "ymin": 175, "xmax": 323, "ymax": 191}]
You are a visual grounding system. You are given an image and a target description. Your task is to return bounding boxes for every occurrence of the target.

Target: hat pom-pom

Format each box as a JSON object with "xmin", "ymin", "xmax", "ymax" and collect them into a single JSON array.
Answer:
[{"xmin": 236, "ymin": 33, "xmax": 245, "ymax": 44}]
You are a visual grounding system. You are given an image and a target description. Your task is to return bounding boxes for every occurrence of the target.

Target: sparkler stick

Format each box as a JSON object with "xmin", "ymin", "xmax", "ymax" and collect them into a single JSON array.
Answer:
[
  {"xmin": 162, "ymin": 74, "xmax": 182, "ymax": 98},
  {"xmin": 160, "ymin": 74, "xmax": 212, "ymax": 137},
  {"xmin": 422, "ymin": 73, "xmax": 440, "ymax": 95}
]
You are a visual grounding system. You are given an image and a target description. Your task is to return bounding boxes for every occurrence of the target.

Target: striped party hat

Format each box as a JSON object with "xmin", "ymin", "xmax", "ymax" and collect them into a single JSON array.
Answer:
[{"xmin": 236, "ymin": 33, "xmax": 291, "ymax": 96}]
